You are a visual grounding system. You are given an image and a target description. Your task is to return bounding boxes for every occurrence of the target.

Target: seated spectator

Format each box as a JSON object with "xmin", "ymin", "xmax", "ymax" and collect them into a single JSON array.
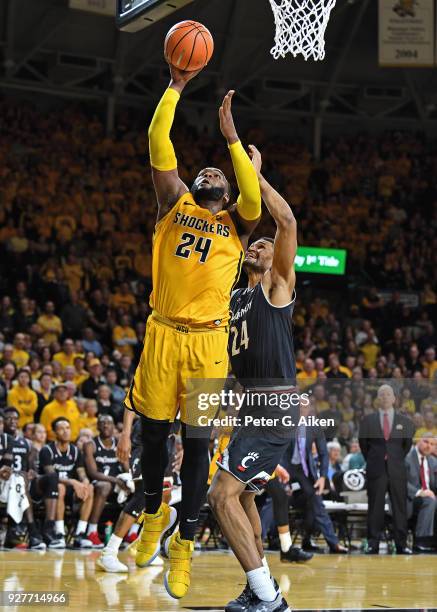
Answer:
[
  {"xmin": 415, "ymin": 411, "xmax": 437, "ymax": 440},
  {"xmin": 359, "ymin": 331, "xmax": 381, "ymax": 371},
  {"xmin": 73, "ymin": 355, "xmax": 89, "ymax": 387},
  {"xmin": 423, "ymin": 348, "xmax": 437, "ymax": 380},
  {"xmin": 337, "ymin": 422, "xmax": 354, "ymax": 452},
  {"xmin": 37, "ymin": 301, "xmax": 62, "ymax": 345},
  {"xmin": 112, "ymin": 314, "xmax": 137, "ymax": 359},
  {"xmin": 297, "ymin": 358, "xmax": 317, "ymax": 389},
  {"xmin": 326, "ymin": 441, "xmax": 343, "ymax": 482},
  {"xmin": 11, "ymin": 333, "xmax": 30, "ymax": 368},
  {"xmin": 83, "ymin": 415, "xmax": 130, "ymax": 548},
  {"xmin": 106, "ymin": 369, "xmax": 126, "ymax": 404},
  {"xmin": 39, "ymin": 417, "xmax": 94, "ymax": 548},
  {"xmin": 81, "ymin": 359, "xmax": 105, "ymax": 399},
  {"xmin": 341, "ymin": 438, "xmax": 365, "ymax": 470},
  {"xmin": 405, "ymin": 433, "xmax": 437, "ymax": 552},
  {"xmin": 82, "ymin": 327, "xmax": 103, "ymax": 358},
  {"xmin": 7, "ymin": 369, "xmax": 38, "ymax": 428},
  {"xmin": 400, "ymin": 387, "xmax": 416, "ymax": 415},
  {"xmin": 80, "ymin": 399, "xmax": 98, "ymax": 435},
  {"xmin": 53, "ymin": 338, "xmax": 78, "ymax": 369},
  {"xmin": 116, "ymin": 354, "xmax": 134, "ymax": 389},
  {"xmin": 111, "ymin": 282, "xmax": 136, "ymax": 314},
  {"xmin": 97, "ymin": 385, "xmax": 123, "ymax": 424},
  {"xmin": 40, "ymin": 383, "xmax": 81, "ymax": 442},
  {"xmin": 32, "ymin": 423, "xmax": 47, "ymax": 452}
]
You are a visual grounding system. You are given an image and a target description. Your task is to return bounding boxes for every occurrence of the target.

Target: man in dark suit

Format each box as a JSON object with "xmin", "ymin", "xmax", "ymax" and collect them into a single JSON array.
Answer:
[
  {"xmin": 405, "ymin": 432, "xmax": 437, "ymax": 552},
  {"xmin": 284, "ymin": 401, "xmax": 348, "ymax": 553},
  {"xmin": 359, "ymin": 384, "xmax": 414, "ymax": 554}
]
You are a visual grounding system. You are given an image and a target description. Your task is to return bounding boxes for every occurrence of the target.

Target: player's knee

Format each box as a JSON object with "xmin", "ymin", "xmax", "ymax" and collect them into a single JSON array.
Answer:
[
  {"xmin": 58, "ymin": 483, "xmax": 66, "ymax": 498},
  {"xmin": 95, "ymin": 481, "xmax": 112, "ymax": 497},
  {"xmin": 207, "ymin": 481, "xmax": 232, "ymax": 513}
]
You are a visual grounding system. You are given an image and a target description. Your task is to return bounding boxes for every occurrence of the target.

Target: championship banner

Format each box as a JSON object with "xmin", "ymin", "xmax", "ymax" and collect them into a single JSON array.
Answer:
[
  {"xmin": 295, "ymin": 247, "xmax": 347, "ymax": 275},
  {"xmin": 69, "ymin": 0, "xmax": 116, "ymax": 16},
  {"xmin": 378, "ymin": 0, "xmax": 435, "ymax": 67}
]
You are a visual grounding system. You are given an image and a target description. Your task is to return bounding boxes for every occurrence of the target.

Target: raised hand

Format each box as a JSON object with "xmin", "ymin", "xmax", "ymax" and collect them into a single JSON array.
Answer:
[
  {"xmin": 219, "ymin": 90, "xmax": 239, "ymax": 145},
  {"xmin": 169, "ymin": 63, "xmax": 203, "ymax": 93}
]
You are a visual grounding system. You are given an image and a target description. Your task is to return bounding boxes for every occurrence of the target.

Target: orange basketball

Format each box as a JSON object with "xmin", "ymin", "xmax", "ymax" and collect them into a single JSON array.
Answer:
[{"xmin": 164, "ymin": 20, "xmax": 214, "ymax": 72}]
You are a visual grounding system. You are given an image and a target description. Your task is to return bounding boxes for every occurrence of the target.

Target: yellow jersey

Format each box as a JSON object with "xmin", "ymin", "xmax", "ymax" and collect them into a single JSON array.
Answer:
[{"xmin": 150, "ymin": 193, "xmax": 244, "ymax": 327}]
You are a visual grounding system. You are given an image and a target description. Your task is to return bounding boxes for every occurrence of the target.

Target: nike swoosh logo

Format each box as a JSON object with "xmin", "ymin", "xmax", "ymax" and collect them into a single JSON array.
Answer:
[
  {"xmin": 215, "ymin": 360, "xmax": 223, "ymax": 364},
  {"xmin": 186, "ymin": 518, "xmax": 198, "ymax": 523}
]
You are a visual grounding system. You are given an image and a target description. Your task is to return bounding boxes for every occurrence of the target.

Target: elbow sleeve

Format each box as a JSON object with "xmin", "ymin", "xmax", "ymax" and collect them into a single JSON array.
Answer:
[
  {"xmin": 229, "ymin": 141, "xmax": 261, "ymax": 221},
  {"xmin": 148, "ymin": 88, "xmax": 180, "ymax": 171}
]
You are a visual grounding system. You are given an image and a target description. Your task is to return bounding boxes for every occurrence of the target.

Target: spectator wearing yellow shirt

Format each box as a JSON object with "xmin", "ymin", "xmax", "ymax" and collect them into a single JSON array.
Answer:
[
  {"xmin": 312, "ymin": 384, "xmax": 330, "ymax": 414},
  {"xmin": 423, "ymin": 348, "xmax": 437, "ymax": 380},
  {"xmin": 414, "ymin": 411, "xmax": 437, "ymax": 441},
  {"xmin": 37, "ymin": 301, "xmax": 63, "ymax": 344},
  {"xmin": 359, "ymin": 332, "xmax": 380, "ymax": 371},
  {"xmin": 11, "ymin": 333, "xmax": 30, "ymax": 368},
  {"xmin": 400, "ymin": 387, "xmax": 416, "ymax": 415},
  {"xmin": 112, "ymin": 315, "xmax": 137, "ymax": 358},
  {"xmin": 73, "ymin": 355, "xmax": 89, "ymax": 388},
  {"xmin": 62, "ymin": 253, "xmax": 83, "ymax": 296},
  {"xmin": 296, "ymin": 358, "xmax": 317, "ymax": 390},
  {"xmin": 40, "ymin": 384, "xmax": 81, "ymax": 442},
  {"xmin": 53, "ymin": 338, "xmax": 78, "ymax": 369},
  {"xmin": 79, "ymin": 399, "xmax": 98, "ymax": 436},
  {"xmin": 7, "ymin": 369, "xmax": 38, "ymax": 428},
  {"xmin": 111, "ymin": 282, "xmax": 137, "ymax": 314}
]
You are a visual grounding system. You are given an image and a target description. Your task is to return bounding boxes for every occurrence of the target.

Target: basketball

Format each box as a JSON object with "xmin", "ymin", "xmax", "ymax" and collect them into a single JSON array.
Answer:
[{"xmin": 164, "ymin": 20, "xmax": 214, "ymax": 72}]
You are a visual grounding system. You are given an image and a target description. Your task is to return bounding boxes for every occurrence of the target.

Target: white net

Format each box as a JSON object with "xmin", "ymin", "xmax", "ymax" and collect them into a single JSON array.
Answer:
[{"xmin": 269, "ymin": 0, "xmax": 337, "ymax": 62}]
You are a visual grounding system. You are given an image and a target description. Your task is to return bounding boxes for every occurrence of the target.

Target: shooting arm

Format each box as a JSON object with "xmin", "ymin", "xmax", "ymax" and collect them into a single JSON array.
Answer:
[{"xmin": 148, "ymin": 87, "xmax": 187, "ymax": 211}]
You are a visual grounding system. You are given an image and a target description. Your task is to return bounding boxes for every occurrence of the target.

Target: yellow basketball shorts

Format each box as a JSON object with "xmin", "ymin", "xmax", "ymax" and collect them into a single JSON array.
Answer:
[{"xmin": 125, "ymin": 313, "xmax": 229, "ymax": 424}]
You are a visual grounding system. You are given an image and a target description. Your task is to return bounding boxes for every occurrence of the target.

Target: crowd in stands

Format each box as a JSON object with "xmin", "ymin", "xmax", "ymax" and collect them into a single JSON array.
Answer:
[{"xmin": 0, "ymin": 98, "xmax": 436, "ymax": 550}]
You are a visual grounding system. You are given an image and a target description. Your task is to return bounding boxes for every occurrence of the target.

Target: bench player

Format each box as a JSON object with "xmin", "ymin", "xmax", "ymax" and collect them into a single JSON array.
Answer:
[
  {"xmin": 39, "ymin": 417, "xmax": 94, "ymax": 548},
  {"xmin": 208, "ymin": 146, "xmax": 299, "ymax": 612},
  {"xmin": 83, "ymin": 414, "xmax": 129, "ymax": 548},
  {"xmin": 118, "ymin": 63, "xmax": 261, "ymax": 599}
]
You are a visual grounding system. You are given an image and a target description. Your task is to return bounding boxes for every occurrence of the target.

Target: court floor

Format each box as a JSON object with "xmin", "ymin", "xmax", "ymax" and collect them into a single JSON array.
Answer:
[{"xmin": 0, "ymin": 549, "xmax": 436, "ymax": 611}]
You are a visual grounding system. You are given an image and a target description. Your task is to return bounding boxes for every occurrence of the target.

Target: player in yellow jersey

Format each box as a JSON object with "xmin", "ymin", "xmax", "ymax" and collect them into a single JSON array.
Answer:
[{"xmin": 117, "ymin": 63, "xmax": 261, "ymax": 599}]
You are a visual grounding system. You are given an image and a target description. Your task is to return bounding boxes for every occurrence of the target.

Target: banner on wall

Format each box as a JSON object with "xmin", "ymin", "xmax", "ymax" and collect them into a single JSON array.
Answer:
[
  {"xmin": 378, "ymin": 0, "xmax": 435, "ymax": 67},
  {"xmin": 69, "ymin": 0, "xmax": 116, "ymax": 16}
]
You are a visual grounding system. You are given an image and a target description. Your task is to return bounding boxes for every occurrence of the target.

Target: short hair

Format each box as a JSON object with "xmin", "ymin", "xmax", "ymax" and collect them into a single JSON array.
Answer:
[
  {"xmin": 51, "ymin": 417, "xmax": 70, "ymax": 432},
  {"xmin": 3, "ymin": 407, "xmax": 19, "ymax": 418},
  {"xmin": 327, "ymin": 441, "xmax": 341, "ymax": 452}
]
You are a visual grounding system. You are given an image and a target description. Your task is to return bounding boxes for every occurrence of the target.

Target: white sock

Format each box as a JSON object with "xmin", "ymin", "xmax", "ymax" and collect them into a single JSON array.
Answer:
[
  {"xmin": 261, "ymin": 556, "xmax": 270, "ymax": 573},
  {"xmin": 104, "ymin": 534, "xmax": 123, "ymax": 555},
  {"xmin": 87, "ymin": 523, "xmax": 98, "ymax": 535},
  {"xmin": 75, "ymin": 520, "xmax": 88, "ymax": 535},
  {"xmin": 55, "ymin": 520, "xmax": 65, "ymax": 535},
  {"xmin": 279, "ymin": 531, "xmax": 292, "ymax": 553},
  {"xmin": 246, "ymin": 567, "xmax": 277, "ymax": 602},
  {"xmin": 128, "ymin": 523, "xmax": 140, "ymax": 536}
]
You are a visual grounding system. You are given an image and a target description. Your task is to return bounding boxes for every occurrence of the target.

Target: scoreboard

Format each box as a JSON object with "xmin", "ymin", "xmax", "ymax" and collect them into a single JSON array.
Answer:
[{"xmin": 116, "ymin": 0, "xmax": 194, "ymax": 32}]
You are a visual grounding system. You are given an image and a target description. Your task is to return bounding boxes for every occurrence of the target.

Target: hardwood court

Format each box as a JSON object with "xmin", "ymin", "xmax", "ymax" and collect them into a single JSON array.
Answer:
[{"xmin": 1, "ymin": 549, "xmax": 436, "ymax": 611}]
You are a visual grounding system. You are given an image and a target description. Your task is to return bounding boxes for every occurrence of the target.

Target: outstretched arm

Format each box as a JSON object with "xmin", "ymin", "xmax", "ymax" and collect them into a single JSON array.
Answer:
[
  {"xmin": 250, "ymin": 145, "xmax": 297, "ymax": 304},
  {"xmin": 149, "ymin": 65, "xmax": 201, "ymax": 218},
  {"xmin": 219, "ymin": 91, "xmax": 261, "ymax": 236}
]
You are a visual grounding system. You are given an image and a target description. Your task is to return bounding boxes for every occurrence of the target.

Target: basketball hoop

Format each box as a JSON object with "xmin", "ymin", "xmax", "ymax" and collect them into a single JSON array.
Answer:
[{"xmin": 269, "ymin": 0, "xmax": 336, "ymax": 62}]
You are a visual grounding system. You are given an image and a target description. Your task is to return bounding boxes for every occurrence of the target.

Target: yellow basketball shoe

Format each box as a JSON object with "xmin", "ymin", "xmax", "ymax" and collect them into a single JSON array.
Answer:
[
  {"xmin": 135, "ymin": 503, "xmax": 177, "ymax": 568},
  {"xmin": 163, "ymin": 531, "xmax": 194, "ymax": 599}
]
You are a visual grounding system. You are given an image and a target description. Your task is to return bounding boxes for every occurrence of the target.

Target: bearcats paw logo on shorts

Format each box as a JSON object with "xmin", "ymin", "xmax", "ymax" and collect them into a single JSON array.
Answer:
[{"xmin": 237, "ymin": 451, "xmax": 260, "ymax": 472}]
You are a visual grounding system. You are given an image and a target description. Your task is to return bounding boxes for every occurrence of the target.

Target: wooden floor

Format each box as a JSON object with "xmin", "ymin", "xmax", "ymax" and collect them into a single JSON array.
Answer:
[{"xmin": 0, "ymin": 549, "xmax": 436, "ymax": 611}]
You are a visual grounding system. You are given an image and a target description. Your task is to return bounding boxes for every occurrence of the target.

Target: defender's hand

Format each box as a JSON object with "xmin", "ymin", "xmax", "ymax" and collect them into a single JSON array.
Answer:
[
  {"xmin": 117, "ymin": 432, "xmax": 131, "ymax": 463},
  {"xmin": 169, "ymin": 64, "xmax": 203, "ymax": 93},
  {"xmin": 248, "ymin": 144, "xmax": 262, "ymax": 178},
  {"xmin": 219, "ymin": 90, "xmax": 239, "ymax": 145}
]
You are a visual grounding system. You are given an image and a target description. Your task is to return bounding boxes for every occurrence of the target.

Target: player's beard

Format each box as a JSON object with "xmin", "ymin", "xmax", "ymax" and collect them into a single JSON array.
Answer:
[{"xmin": 191, "ymin": 184, "xmax": 226, "ymax": 204}]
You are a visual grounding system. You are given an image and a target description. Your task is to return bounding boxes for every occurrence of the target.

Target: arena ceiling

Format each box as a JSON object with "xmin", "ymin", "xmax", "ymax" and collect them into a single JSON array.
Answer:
[{"xmin": 2, "ymin": 0, "xmax": 437, "ymax": 129}]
